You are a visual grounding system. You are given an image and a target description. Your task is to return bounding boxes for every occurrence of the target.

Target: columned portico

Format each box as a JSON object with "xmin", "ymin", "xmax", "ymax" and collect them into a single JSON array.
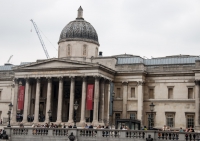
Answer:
[
  {"xmin": 68, "ymin": 76, "xmax": 75, "ymax": 123},
  {"xmin": 45, "ymin": 77, "xmax": 52, "ymax": 122},
  {"xmin": 14, "ymin": 70, "xmax": 113, "ymax": 126},
  {"xmin": 33, "ymin": 78, "xmax": 41, "ymax": 123},
  {"xmin": 22, "ymin": 78, "xmax": 30, "ymax": 123}
]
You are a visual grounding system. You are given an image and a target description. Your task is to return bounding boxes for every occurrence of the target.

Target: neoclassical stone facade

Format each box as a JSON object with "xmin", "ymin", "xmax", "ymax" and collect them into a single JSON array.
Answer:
[{"xmin": 0, "ymin": 7, "xmax": 200, "ymax": 129}]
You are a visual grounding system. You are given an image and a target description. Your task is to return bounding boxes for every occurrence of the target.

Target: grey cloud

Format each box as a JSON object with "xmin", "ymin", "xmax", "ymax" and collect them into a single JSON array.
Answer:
[{"xmin": 0, "ymin": 0, "xmax": 200, "ymax": 65}]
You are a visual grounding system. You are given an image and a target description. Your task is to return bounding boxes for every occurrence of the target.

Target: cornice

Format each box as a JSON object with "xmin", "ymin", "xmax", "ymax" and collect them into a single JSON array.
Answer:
[{"xmin": 144, "ymin": 99, "xmax": 195, "ymax": 103}]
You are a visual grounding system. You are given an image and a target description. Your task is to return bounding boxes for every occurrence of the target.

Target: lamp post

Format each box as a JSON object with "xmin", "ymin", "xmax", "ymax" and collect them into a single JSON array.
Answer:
[
  {"xmin": 47, "ymin": 110, "xmax": 52, "ymax": 124},
  {"xmin": 73, "ymin": 101, "xmax": 79, "ymax": 128},
  {"xmin": 149, "ymin": 102, "xmax": 155, "ymax": 130},
  {"xmin": 7, "ymin": 102, "xmax": 13, "ymax": 127},
  {"xmin": 111, "ymin": 92, "xmax": 115, "ymax": 129}
]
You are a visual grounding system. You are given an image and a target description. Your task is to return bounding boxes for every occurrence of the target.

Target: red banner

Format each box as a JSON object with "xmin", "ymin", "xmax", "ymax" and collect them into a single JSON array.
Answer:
[
  {"xmin": 17, "ymin": 86, "xmax": 25, "ymax": 110},
  {"xmin": 86, "ymin": 84, "xmax": 94, "ymax": 110}
]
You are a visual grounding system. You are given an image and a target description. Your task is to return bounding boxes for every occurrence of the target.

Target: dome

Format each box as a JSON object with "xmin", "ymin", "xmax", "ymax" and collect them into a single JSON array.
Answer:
[{"xmin": 58, "ymin": 7, "xmax": 99, "ymax": 45}]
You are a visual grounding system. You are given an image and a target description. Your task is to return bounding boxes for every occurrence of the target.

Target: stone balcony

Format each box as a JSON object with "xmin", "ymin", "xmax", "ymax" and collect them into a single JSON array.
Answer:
[{"xmin": 2, "ymin": 127, "xmax": 200, "ymax": 141}]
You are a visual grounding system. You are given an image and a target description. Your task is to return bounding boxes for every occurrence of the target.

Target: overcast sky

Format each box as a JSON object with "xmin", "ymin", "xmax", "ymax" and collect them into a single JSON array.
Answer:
[{"xmin": 0, "ymin": 0, "xmax": 200, "ymax": 65}]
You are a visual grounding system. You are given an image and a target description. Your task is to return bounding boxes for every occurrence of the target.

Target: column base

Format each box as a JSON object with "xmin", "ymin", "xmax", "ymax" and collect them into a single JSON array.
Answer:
[
  {"xmin": 79, "ymin": 120, "xmax": 86, "ymax": 127},
  {"xmin": 56, "ymin": 120, "xmax": 62, "ymax": 124},
  {"xmin": 92, "ymin": 120, "xmax": 98, "ymax": 126},
  {"xmin": 33, "ymin": 120, "xmax": 39, "ymax": 123},
  {"xmin": 22, "ymin": 120, "xmax": 28, "ymax": 124},
  {"xmin": 68, "ymin": 120, "xmax": 74, "ymax": 124}
]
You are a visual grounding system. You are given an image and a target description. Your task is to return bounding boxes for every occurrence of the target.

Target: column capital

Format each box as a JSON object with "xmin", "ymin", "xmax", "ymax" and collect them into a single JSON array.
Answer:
[
  {"xmin": 36, "ymin": 77, "xmax": 41, "ymax": 83},
  {"xmin": 137, "ymin": 81, "xmax": 145, "ymax": 86},
  {"xmin": 101, "ymin": 77, "xmax": 106, "ymax": 83},
  {"xmin": 47, "ymin": 77, "xmax": 52, "ymax": 83},
  {"xmin": 25, "ymin": 77, "xmax": 30, "ymax": 82},
  {"xmin": 94, "ymin": 75, "xmax": 100, "ymax": 80},
  {"xmin": 122, "ymin": 81, "xmax": 128, "ymax": 85},
  {"xmin": 81, "ymin": 76, "xmax": 87, "ymax": 81},
  {"xmin": 19, "ymin": 80, "xmax": 23, "ymax": 86},
  {"xmin": 69, "ymin": 76, "xmax": 75, "ymax": 80},
  {"xmin": 59, "ymin": 76, "xmax": 63, "ymax": 81}
]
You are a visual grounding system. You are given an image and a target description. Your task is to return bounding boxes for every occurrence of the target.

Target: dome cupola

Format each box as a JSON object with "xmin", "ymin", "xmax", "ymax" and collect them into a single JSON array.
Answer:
[{"xmin": 58, "ymin": 6, "xmax": 99, "ymax": 46}]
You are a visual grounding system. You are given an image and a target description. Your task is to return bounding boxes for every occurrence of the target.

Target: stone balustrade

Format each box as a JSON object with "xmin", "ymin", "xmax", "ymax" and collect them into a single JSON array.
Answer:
[{"xmin": 3, "ymin": 127, "xmax": 200, "ymax": 141}]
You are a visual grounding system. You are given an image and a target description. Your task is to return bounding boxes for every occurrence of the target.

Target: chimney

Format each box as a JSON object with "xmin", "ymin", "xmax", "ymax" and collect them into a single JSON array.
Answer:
[{"xmin": 99, "ymin": 51, "xmax": 103, "ymax": 57}]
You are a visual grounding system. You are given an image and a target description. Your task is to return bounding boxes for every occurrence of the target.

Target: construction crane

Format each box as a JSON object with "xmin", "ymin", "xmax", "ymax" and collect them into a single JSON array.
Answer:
[
  {"xmin": 30, "ymin": 19, "xmax": 50, "ymax": 59},
  {"xmin": 7, "ymin": 55, "xmax": 13, "ymax": 63}
]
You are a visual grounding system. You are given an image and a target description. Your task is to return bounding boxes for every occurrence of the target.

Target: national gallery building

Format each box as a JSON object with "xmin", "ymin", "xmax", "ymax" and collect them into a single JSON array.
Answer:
[{"xmin": 0, "ymin": 7, "xmax": 200, "ymax": 129}]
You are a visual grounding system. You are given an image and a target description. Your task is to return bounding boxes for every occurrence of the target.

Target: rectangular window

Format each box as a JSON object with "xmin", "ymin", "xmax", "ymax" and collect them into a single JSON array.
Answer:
[
  {"xmin": 188, "ymin": 88, "xmax": 193, "ymax": 99},
  {"xmin": 149, "ymin": 88, "xmax": 154, "ymax": 99},
  {"xmin": 115, "ymin": 113, "xmax": 120, "ymax": 120},
  {"xmin": 166, "ymin": 114, "xmax": 174, "ymax": 127},
  {"xmin": 117, "ymin": 88, "xmax": 121, "ymax": 98},
  {"xmin": 147, "ymin": 113, "xmax": 155, "ymax": 128},
  {"xmin": 131, "ymin": 88, "xmax": 135, "ymax": 98},
  {"xmin": 168, "ymin": 88, "xmax": 173, "ymax": 99},
  {"xmin": 187, "ymin": 115, "xmax": 194, "ymax": 128},
  {"xmin": 130, "ymin": 113, "xmax": 136, "ymax": 119}
]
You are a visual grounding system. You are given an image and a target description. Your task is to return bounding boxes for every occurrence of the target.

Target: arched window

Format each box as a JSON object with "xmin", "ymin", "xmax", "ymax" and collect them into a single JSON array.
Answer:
[
  {"xmin": 67, "ymin": 44, "xmax": 71, "ymax": 56},
  {"xmin": 83, "ymin": 45, "xmax": 87, "ymax": 56}
]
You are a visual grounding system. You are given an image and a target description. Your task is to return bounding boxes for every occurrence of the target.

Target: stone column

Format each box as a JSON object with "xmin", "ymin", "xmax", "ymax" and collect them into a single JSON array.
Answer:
[
  {"xmin": 27, "ymin": 82, "xmax": 32, "ymax": 117},
  {"xmin": 45, "ymin": 77, "xmax": 52, "ymax": 122},
  {"xmin": 100, "ymin": 79, "xmax": 105, "ymax": 123},
  {"xmin": 33, "ymin": 78, "xmax": 41, "ymax": 123},
  {"xmin": 122, "ymin": 81, "xmax": 128, "ymax": 119},
  {"xmin": 107, "ymin": 80, "xmax": 111, "ymax": 124},
  {"xmin": 22, "ymin": 78, "xmax": 30, "ymax": 123},
  {"xmin": 80, "ymin": 76, "xmax": 87, "ymax": 125},
  {"xmin": 11, "ymin": 78, "xmax": 19, "ymax": 123},
  {"xmin": 56, "ymin": 77, "xmax": 63, "ymax": 123},
  {"xmin": 92, "ymin": 76, "xmax": 100, "ymax": 125},
  {"xmin": 195, "ymin": 80, "xmax": 200, "ymax": 128},
  {"xmin": 137, "ymin": 81, "xmax": 144, "ymax": 126},
  {"xmin": 68, "ymin": 76, "xmax": 75, "ymax": 123}
]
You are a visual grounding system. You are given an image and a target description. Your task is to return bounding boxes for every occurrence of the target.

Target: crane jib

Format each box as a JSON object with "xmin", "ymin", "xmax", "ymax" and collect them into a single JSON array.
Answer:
[{"xmin": 30, "ymin": 19, "xmax": 50, "ymax": 59}]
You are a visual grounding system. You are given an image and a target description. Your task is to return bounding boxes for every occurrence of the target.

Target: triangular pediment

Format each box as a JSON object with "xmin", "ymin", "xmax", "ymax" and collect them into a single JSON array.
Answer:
[{"xmin": 13, "ymin": 58, "xmax": 98, "ymax": 70}]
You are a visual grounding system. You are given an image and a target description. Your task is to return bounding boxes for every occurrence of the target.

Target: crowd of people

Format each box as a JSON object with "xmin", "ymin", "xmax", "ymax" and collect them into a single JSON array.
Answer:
[
  {"xmin": 161, "ymin": 125, "xmax": 195, "ymax": 132},
  {"xmin": 18, "ymin": 122, "xmax": 196, "ymax": 132}
]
